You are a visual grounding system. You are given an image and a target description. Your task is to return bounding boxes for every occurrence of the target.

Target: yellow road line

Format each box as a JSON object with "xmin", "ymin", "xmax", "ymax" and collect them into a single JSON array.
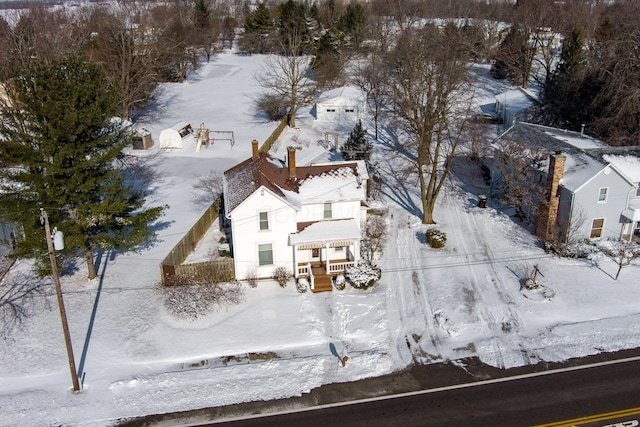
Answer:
[{"xmin": 533, "ymin": 406, "xmax": 640, "ymax": 427}]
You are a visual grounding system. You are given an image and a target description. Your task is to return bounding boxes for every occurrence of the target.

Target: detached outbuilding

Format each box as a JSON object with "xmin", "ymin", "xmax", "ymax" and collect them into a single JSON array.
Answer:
[
  {"xmin": 131, "ymin": 128, "xmax": 154, "ymax": 150},
  {"xmin": 312, "ymin": 86, "xmax": 365, "ymax": 123},
  {"xmin": 159, "ymin": 121, "xmax": 194, "ymax": 149}
]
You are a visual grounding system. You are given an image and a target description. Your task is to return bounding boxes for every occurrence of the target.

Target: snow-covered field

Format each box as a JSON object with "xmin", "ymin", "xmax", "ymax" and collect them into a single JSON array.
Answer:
[{"xmin": 1, "ymin": 50, "xmax": 639, "ymax": 427}]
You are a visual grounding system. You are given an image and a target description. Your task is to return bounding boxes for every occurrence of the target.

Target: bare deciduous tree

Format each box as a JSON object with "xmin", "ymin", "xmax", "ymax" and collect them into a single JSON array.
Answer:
[
  {"xmin": 86, "ymin": 7, "xmax": 158, "ymax": 120},
  {"xmin": 361, "ymin": 213, "xmax": 389, "ymax": 263},
  {"xmin": 256, "ymin": 27, "xmax": 315, "ymax": 128},
  {"xmin": 353, "ymin": 53, "xmax": 387, "ymax": 140},
  {"xmin": 192, "ymin": 170, "xmax": 224, "ymax": 210},
  {"xmin": 493, "ymin": 137, "xmax": 546, "ymax": 222},
  {"xmin": 590, "ymin": 5, "xmax": 640, "ymax": 146},
  {"xmin": 384, "ymin": 24, "xmax": 472, "ymax": 224},
  {"xmin": 598, "ymin": 239, "xmax": 640, "ymax": 281}
]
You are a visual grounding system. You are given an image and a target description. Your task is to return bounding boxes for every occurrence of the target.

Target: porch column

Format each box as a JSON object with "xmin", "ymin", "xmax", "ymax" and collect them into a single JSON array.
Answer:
[
  {"xmin": 325, "ymin": 243, "xmax": 330, "ymax": 274},
  {"xmin": 353, "ymin": 240, "xmax": 360, "ymax": 263},
  {"xmin": 293, "ymin": 244, "xmax": 298, "ymax": 277}
]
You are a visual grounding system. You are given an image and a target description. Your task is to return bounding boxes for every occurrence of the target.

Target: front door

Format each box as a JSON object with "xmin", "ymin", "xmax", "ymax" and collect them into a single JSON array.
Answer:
[{"xmin": 310, "ymin": 248, "xmax": 322, "ymax": 266}]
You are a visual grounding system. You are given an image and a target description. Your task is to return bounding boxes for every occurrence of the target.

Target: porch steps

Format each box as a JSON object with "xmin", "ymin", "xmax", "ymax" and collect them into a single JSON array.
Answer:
[{"xmin": 311, "ymin": 276, "xmax": 333, "ymax": 293}]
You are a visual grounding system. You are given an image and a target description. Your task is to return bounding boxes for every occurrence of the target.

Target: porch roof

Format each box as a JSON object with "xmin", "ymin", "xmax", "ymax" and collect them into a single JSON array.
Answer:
[
  {"xmin": 289, "ymin": 219, "xmax": 360, "ymax": 246},
  {"xmin": 623, "ymin": 198, "xmax": 640, "ymax": 221}
]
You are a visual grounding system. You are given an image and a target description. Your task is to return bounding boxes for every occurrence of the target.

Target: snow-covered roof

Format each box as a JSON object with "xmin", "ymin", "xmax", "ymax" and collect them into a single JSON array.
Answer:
[
  {"xmin": 495, "ymin": 88, "xmax": 538, "ymax": 112},
  {"xmin": 496, "ymin": 123, "xmax": 640, "ymax": 192},
  {"xmin": 289, "ymin": 218, "xmax": 361, "ymax": 245},
  {"xmin": 315, "ymin": 85, "xmax": 364, "ymax": 104},
  {"xmin": 560, "ymin": 152, "xmax": 607, "ymax": 192},
  {"xmin": 224, "ymin": 151, "xmax": 367, "ymax": 214},
  {"xmin": 603, "ymin": 154, "xmax": 640, "ymax": 183}
]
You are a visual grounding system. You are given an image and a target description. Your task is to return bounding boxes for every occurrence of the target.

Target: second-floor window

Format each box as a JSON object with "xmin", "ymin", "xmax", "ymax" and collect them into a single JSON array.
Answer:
[
  {"xmin": 598, "ymin": 187, "xmax": 608, "ymax": 203},
  {"xmin": 323, "ymin": 202, "xmax": 332, "ymax": 219},
  {"xmin": 259, "ymin": 211, "xmax": 269, "ymax": 230}
]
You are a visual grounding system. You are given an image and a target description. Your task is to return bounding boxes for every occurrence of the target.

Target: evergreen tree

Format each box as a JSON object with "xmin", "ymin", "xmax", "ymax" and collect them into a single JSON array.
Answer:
[
  {"xmin": 342, "ymin": 120, "xmax": 371, "ymax": 162},
  {"xmin": 192, "ymin": 0, "xmax": 211, "ymax": 29},
  {"xmin": 241, "ymin": 3, "xmax": 275, "ymax": 54},
  {"xmin": 277, "ymin": 0, "xmax": 312, "ymax": 54},
  {"xmin": 311, "ymin": 31, "xmax": 342, "ymax": 89},
  {"xmin": 244, "ymin": 3, "xmax": 272, "ymax": 32},
  {"xmin": 336, "ymin": 2, "xmax": 366, "ymax": 49},
  {"xmin": 0, "ymin": 54, "xmax": 166, "ymax": 279},
  {"xmin": 545, "ymin": 26, "xmax": 589, "ymax": 126}
]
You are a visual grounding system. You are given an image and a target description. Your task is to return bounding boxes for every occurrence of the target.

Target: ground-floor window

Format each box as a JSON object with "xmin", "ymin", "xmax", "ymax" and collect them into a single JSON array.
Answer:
[
  {"xmin": 258, "ymin": 243, "xmax": 273, "ymax": 266},
  {"xmin": 590, "ymin": 218, "xmax": 605, "ymax": 238}
]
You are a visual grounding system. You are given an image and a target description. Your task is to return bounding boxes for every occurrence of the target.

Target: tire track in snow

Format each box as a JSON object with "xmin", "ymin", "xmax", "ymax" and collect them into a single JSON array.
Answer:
[
  {"xmin": 445, "ymin": 180, "xmax": 530, "ymax": 367},
  {"xmin": 446, "ymin": 192, "xmax": 506, "ymax": 369},
  {"xmin": 385, "ymin": 207, "xmax": 443, "ymax": 363}
]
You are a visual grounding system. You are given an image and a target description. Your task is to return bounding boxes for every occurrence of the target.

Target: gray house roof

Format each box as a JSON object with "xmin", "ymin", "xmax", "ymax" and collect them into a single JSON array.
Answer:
[{"xmin": 496, "ymin": 123, "xmax": 640, "ymax": 192}]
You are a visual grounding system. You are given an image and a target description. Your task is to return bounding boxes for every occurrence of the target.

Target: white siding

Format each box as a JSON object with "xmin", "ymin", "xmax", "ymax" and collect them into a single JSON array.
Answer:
[
  {"xmin": 229, "ymin": 188, "xmax": 297, "ymax": 280},
  {"xmin": 297, "ymin": 200, "xmax": 363, "ymax": 224}
]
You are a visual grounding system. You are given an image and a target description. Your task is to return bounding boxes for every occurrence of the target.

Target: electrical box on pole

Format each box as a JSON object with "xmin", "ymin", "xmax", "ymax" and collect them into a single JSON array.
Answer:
[{"xmin": 53, "ymin": 228, "xmax": 64, "ymax": 251}]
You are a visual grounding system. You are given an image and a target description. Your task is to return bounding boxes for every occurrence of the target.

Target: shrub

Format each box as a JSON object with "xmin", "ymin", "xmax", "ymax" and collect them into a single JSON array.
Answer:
[
  {"xmin": 256, "ymin": 93, "xmax": 288, "ymax": 121},
  {"xmin": 296, "ymin": 278, "xmax": 308, "ymax": 293},
  {"xmin": 272, "ymin": 266, "xmax": 292, "ymax": 287},
  {"xmin": 333, "ymin": 274, "xmax": 346, "ymax": 291},
  {"xmin": 246, "ymin": 269, "xmax": 258, "ymax": 288},
  {"xmin": 345, "ymin": 262, "xmax": 381, "ymax": 290},
  {"xmin": 427, "ymin": 229, "xmax": 447, "ymax": 248},
  {"xmin": 160, "ymin": 281, "xmax": 245, "ymax": 320}
]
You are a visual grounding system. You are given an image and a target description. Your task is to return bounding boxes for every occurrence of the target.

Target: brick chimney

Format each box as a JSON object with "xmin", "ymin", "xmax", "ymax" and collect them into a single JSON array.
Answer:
[
  {"xmin": 287, "ymin": 146, "xmax": 296, "ymax": 178},
  {"xmin": 535, "ymin": 152, "xmax": 566, "ymax": 242},
  {"xmin": 251, "ymin": 139, "xmax": 259, "ymax": 160}
]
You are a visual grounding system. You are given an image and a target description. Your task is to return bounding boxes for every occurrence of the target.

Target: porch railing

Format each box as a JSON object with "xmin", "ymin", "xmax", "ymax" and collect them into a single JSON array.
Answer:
[
  {"xmin": 328, "ymin": 261, "xmax": 355, "ymax": 274},
  {"xmin": 297, "ymin": 264, "xmax": 309, "ymax": 276}
]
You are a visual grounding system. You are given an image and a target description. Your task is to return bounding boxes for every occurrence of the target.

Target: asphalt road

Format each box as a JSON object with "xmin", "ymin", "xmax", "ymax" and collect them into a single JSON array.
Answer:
[
  {"xmin": 118, "ymin": 349, "xmax": 640, "ymax": 427},
  {"xmin": 215, "ymin": 358, "xmax": 640, "ymax": 427}
]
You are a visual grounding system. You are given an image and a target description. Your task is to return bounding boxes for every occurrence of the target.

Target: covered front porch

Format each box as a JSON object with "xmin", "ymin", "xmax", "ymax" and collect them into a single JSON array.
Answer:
[{"xmin": 289, "ymin": 219, "xmax": 361, "ymax": 293}]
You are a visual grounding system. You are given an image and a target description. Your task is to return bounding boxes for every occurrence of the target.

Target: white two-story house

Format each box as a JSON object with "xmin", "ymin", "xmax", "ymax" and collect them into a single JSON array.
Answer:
[{"xmin": 223, "ymin": 141, "xmax": 369, "ymax": 292}]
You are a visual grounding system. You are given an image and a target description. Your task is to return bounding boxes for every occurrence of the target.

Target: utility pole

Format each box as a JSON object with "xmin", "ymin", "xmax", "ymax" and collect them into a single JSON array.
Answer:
[{"xmin": 41, "ymin": 208, "xmax": 80, "ymax": 392}]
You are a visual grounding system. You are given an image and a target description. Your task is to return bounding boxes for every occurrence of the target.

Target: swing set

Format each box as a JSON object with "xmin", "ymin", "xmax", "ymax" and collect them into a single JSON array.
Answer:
[{"xmin": 194, "ymin": 123, "xmax": 236, "ymax": 152}]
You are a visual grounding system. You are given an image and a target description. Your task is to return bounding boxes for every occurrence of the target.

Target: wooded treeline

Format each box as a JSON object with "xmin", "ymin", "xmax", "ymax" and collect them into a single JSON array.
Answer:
[{"xmin": 1, "ymin": 0, "xmax": 637, "ymax": 145}]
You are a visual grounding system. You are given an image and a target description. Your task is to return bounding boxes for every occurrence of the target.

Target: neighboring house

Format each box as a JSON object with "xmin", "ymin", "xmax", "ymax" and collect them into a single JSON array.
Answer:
[
  {"xmin": 312, "ymin": 86, "xmax": 364, "ymax": 123},
  {"xmin": 494, "ymin": 88, "xmax": 539, "ymax": 129},
  {"xmin": 493, "ymin": 122, "xmax": 640, "ymax": 243},
  {"xmin": 223, "ymin": 140, "xmax": 369, "ymax": 292}
]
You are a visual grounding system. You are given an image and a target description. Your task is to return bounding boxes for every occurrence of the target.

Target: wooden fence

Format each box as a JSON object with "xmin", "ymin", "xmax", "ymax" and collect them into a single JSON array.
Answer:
[
  {"xmin": 261, "ymin": 112, "xmax": 290, "ymax": 153},
  {"xmin": 160, "ymin": 198, "xmax": 234, "ymax": 285},
  {"xmin": 172, "ymin": 258, "xmax": 235, "ymax": 284}
]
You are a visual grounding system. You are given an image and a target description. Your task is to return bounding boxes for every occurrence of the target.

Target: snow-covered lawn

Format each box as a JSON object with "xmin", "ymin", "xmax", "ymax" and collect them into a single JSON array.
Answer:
[{"xmin": 1, "ymin": 51, "xmax": 639, "ymax": 427}]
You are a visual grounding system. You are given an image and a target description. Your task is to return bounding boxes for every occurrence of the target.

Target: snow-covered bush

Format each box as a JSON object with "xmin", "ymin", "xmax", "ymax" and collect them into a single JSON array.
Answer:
[
  {"xmin": 345, "ymin": 262, "xmax": 381, "ymax": 290},
  {"xmin": 561, "ymin": 239, "xmax": 600, "ymax": 259},
  {"xmin": 296, "ymin": 278, "xmax": 308, "ymax": 293},
  {"xmin": 272, "ymin": 266, "xmax": 292, "ymax": 287},
  {"xmin": 426, "ymin": 228, "xmax": 447, "ymax": 249},
  {"xmin": 160, "ymin": 281, "xmax": 245, "ymax": 320},
  {"xmin": 333, "ymin": 274, "xmax": 346, "ymax": 291}
]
